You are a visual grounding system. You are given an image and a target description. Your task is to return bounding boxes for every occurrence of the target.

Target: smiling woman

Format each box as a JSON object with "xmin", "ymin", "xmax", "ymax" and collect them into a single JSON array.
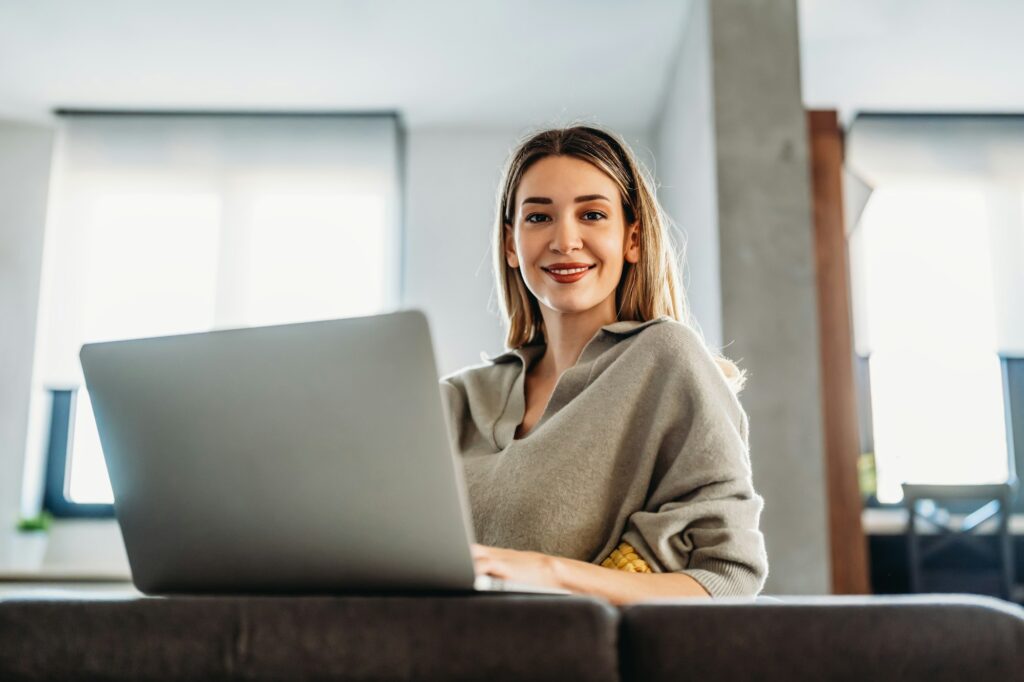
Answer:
[{"xmin": 439, "ymin": 125, "xmax": 768, "ymax": 603}]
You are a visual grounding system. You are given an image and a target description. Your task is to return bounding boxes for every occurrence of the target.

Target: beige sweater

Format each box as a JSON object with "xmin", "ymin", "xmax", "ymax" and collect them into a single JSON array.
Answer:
[{"xmin": 439, "ymin": 316, "xmax": 769, "ymax": 598}]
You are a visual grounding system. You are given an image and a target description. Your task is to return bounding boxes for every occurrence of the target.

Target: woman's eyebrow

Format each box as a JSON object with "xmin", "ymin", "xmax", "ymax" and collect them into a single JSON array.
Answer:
[{"xmin": 521, "ymin": 194, "xmax": 611, "ymax": 206}]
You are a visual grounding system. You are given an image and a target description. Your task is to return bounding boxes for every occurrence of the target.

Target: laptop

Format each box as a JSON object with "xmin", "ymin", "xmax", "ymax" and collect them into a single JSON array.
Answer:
[{"xmin": 79, "ymin": 309, "xmax": 569, "ymax": 596}]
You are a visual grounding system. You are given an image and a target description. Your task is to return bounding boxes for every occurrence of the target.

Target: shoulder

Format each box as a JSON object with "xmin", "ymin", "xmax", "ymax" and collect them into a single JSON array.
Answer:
[
  {"xmin": 625, "ymin": 319, "xmax": 746, "ymax": 416},
  {"xmin": 622, "ymin": 317, "xmax": 720, "ymax": 374},
  {"xmin": 439, "ymin": 351, "xmax": 521, "ymax": 392},
  {"xmin": 438, "ymin": 361, "xmax": 491, "ymax": 408},
  {"xmin": 438, "ymin": 350, "xmax": 531, "ymax": 443},
  {"xmin": 626, "ymin": 322, "xmax": 751, "ymax": 456},
  {"xmin": 630, "ymin": 317, "xmax": 707, "ymax": 352},
  {"xmin": 439, "ymin": 358, "xmax": 490, "ymax": 389},
  {"xmin": 438, "ymin": 349, "xmax": 528, "ymax": 418}
]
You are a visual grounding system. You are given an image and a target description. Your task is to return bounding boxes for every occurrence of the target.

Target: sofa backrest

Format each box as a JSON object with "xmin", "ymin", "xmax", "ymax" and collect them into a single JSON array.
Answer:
[{"xmin": 618, "ymin": 594, "xmax": 1024, "ymax": 682}]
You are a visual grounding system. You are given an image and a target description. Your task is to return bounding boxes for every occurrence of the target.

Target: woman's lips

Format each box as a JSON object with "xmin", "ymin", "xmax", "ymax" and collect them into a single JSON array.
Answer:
[{"xmin": 543, "ymin": 264, "xmax": 596, "ymax": 283}]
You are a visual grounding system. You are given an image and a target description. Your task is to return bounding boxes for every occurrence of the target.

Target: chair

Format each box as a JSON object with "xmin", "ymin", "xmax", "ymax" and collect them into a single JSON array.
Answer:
[{"xmin": 902, "ymin": 481, "xmax": 1018, "ymax": 600}]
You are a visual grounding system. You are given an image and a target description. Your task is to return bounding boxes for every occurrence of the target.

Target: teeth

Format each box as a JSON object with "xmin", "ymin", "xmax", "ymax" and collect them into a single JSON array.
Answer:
[{"xmin": 549, "ymin": 267, "xmax": 590, "ymax": 275}]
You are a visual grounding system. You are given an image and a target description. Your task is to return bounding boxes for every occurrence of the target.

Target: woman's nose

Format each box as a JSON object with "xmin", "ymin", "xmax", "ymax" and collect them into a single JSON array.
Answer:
[{"xmin": 550, "ymin": 217, "xmax": 583, "ymax": 253}]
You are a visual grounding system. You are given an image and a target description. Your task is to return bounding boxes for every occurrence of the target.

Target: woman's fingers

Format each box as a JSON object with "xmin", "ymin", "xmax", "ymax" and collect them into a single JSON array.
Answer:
[
  {"xmin": 469, "ymin": 546, "xmax": 560, "ymax": 589},
  {"xmin": 472, "ymin": 550, "xmax": 506, "ymax": 577}
]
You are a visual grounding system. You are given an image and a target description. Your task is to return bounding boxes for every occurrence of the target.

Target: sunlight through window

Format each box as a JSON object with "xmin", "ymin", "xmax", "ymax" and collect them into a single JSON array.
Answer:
[{"xmin": 858, "ymin": 185, "xmax": 1008, "ymax": 503}]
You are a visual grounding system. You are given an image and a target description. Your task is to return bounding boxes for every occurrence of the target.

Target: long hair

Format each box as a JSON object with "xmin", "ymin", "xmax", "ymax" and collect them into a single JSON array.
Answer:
[{"xmin": 493, "ymin": 125, "xmax": 745, "ymax": 391}]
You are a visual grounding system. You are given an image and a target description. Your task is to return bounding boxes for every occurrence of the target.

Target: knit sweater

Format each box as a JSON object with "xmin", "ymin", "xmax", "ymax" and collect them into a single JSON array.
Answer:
[{"xmin": 439, "ymin": 316, "xmax": 769, "ymax": 598}]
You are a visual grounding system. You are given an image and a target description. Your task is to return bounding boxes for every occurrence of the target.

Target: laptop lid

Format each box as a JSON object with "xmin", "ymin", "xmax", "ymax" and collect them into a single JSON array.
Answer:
[{"xmin": 79, "ymin": 310, "xmax": 479, "ymax": 594}]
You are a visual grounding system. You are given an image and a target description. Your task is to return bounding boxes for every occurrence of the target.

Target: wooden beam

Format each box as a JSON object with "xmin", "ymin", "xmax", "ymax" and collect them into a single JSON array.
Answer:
[{"xmin": 807, "ymin": 109, "xmax": 871, "ymax": 594}]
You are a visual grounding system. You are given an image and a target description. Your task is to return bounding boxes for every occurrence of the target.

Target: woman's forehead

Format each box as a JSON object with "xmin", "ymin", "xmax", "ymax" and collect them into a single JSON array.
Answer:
[{"xmin": 516, "ymin": 155, "xmax": 619, "ymax": 201}]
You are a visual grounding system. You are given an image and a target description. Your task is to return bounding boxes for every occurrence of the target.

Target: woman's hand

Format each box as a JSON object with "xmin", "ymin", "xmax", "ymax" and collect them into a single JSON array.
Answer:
[
  {"xmin": 470, "ymin": 543, "xmax": 565, "ymax": 590},
  {"xmin": 471, "ymin": 543, "xmax": 712, "ymax": 603}
]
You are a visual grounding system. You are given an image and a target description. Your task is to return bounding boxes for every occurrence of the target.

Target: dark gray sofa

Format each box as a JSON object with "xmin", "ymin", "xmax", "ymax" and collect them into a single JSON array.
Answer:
[{"xmin": 1, "ymin": 591, "xmax": 1022, "ymax": 681}]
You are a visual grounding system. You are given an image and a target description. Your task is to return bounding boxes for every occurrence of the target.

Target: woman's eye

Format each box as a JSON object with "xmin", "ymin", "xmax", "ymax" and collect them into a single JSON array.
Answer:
[
  {"xmin": 583, "ymin": 211, "xmax": 606, "ymax": 221},
  {"xmin": 525, "ymin": 214, "xmax": 549, "ymax": 223}
]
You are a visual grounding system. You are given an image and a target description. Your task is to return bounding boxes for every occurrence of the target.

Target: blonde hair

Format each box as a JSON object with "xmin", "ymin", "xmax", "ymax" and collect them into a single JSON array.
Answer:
[{"xmin": 493, "ymin": 125, "xmax": 745, "ymax": 391}]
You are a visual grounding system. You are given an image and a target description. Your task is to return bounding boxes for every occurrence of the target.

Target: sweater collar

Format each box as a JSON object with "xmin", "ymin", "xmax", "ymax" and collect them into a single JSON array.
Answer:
[{"xmin": 483, "ymin": 316, "xmax": 671, "ymax": 364}]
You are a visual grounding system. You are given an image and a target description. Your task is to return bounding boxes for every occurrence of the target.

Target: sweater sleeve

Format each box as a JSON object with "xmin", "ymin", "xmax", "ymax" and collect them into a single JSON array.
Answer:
[{"xmin": 620, "ymin": 327, "xmax": 769, "ymax": 598}]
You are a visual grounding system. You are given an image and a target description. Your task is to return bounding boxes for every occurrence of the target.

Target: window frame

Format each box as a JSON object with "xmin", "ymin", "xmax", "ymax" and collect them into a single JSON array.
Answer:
[{"xmin": 42, "ymin": 388, "xmax": 115, "ymax": 518}]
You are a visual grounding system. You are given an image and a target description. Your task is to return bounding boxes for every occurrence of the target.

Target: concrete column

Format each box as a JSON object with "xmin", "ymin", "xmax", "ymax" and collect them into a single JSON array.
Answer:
[{"xmin": 709, "ymin": 0, "xmax": 831, "ymax": 594}]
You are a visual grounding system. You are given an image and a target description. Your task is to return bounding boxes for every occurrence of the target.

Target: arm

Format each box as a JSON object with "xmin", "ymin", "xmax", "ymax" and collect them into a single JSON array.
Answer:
[
  {"xmin": 617, "ymin": 328, "xmax": 768, "ymax": 597},
  {"xmin": 552, "ymin": 555, "xmax": 710, "ymax": 604},
  {"xmin": 471, "ymin": 544, "xmax": 710, "ymax": 605}
]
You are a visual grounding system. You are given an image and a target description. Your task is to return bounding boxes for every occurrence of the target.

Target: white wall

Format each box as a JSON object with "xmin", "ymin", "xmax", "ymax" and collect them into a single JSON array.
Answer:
[
  {"xmin": 0, "ymin": 120, "xmax": 53, "ymax": 535},
  {"xmin": 401, "ymin": 129, "xmax": 512, "ymax": 376},
  {"xmin": 652, "ymin": 0, "xmax": 723, "ymax": 350}
]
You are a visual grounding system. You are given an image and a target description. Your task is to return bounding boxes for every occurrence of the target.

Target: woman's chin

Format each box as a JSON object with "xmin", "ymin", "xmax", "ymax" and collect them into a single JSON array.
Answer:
[{"xmin": 539, "ymin": 298, "xmax": 612, "ymax": 317}]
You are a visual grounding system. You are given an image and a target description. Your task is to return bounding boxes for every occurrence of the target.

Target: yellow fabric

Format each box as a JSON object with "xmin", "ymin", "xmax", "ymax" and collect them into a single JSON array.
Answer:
[{"xmin": 601, "ymin": 541, "xmax": 652, "ymax": 573}]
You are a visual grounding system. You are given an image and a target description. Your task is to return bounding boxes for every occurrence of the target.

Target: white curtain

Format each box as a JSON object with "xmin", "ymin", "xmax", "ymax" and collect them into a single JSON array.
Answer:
[{"xmin": 22, "ymin": 113, "xmax": 402, "ymax": 509}]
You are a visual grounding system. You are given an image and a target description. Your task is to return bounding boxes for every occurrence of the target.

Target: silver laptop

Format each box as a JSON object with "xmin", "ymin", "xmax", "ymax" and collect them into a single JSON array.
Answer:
[{"xmin": 79, "ymin": 310, "xmax": 568, "ymax": 596}]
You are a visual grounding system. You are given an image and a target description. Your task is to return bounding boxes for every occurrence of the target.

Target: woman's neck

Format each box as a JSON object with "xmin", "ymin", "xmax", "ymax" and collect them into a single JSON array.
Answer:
[{"xmin": 535, "ymin": 298, "xmax": 617, "ymax": 379}]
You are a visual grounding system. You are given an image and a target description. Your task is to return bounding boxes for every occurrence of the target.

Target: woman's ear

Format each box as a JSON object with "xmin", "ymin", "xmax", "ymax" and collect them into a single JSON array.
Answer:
[
  {"xmin": 503, "ymin": 222, "xmax": 520, "ymax": 268},
  {"xmin": 624, "ymin": 221, "xmax": 641, "ymax": 264}
]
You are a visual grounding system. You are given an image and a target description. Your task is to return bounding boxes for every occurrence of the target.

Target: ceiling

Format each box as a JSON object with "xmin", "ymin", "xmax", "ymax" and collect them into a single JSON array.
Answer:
[
  {"xmin": 0, "ymin": 0, "xmax": 691, "ymax": 131},
  {"xmin": 799, "ymin": 0, "xmax": 1024, "ymax": 121},
  {"xmin": 4, "ymin": 1, "xmax": 1019, "ymax": 133}
]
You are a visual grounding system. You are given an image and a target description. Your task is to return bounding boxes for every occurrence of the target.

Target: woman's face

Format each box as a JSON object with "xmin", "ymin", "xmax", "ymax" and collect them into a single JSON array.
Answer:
[{"xmin": 505, "ymin": 154, "xmax": 639, "ymax": 324}]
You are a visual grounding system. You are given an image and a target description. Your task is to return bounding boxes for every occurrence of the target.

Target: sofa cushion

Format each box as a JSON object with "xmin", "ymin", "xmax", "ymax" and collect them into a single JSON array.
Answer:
[
  {"xmin": 618, "ymin": 594, "xmax": 1024, "ymax": 682},
  {"xmin": 0, "ymin": 593, "xmax": 619, "ymax": 681}
]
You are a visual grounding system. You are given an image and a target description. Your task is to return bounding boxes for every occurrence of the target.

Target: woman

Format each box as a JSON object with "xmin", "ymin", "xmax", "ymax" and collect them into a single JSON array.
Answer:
[{"xmin": 440, "ymin": 126, "xmax": 768, "ymax": 604}]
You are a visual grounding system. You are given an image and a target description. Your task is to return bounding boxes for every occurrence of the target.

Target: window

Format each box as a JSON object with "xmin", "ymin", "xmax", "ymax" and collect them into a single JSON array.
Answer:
[
  {"xmin": 850, "ymin": 185, "xmax": 1010, "ymax": 503},
  {"xmin": 23, "ymin": 113, "xmax": 402, "ymax": 514},
  {"xmin": 845, "ymin": 114, "xmax": 1024, "ymax": 506}
]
